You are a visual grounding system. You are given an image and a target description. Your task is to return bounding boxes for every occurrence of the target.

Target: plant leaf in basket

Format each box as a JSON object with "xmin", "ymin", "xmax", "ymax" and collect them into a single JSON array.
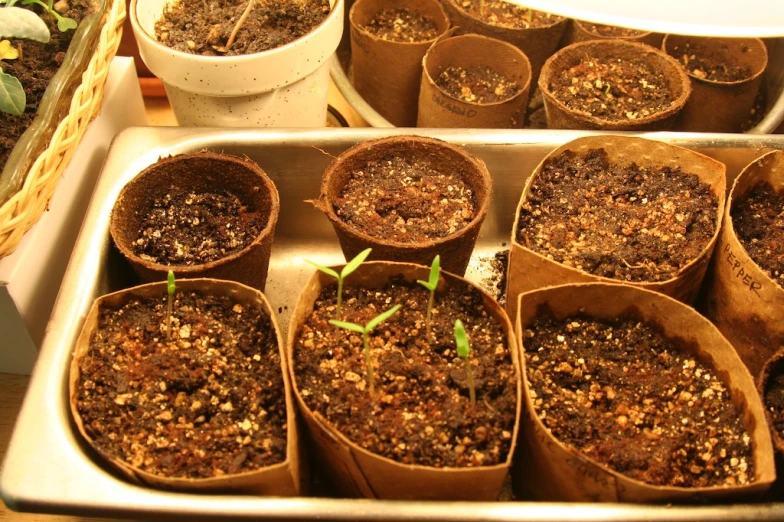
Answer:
[
  {"xmin": 0, "ymin": 69, "xmax": 24, "ymax": 115},
  {"xmin": 0, "ymin": 5, "xmax": 50, "ymax": 42}
]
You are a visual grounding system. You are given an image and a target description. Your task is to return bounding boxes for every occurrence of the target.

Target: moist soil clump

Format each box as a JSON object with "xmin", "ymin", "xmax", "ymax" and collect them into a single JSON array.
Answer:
[
  {"xmin": 516, "ymin": 148, "xmax": 718, "ymax": 282},
  {"xmin": 435, "ymin": 65, "xmax": 522, "ymax": 104},
  {"xmin": 731, "ymin": 181, "xmax": 784, "ymax": 288},
  {"xmin": 547, "ymin": 56, "xmax": 674, "ymax": 121},
  {"xmin": 455, "ymin": 0, "xmax": 561, "ymax": 29},
  {"xmin": 155, "ymin": 0, "xmax": 330, "ymax": 56},
  {"xmin": 362, "ymin": 8, "xmax": 439, "ymax": 42},
  {"xmin": 131, "ymin": 186, "xmax": 264, "ymax": 266},
  {"xmin": 670, "ymin": 41, "xmax": 753, "ymax": 82},
  {"xmin": 75, "ymin": 291, "xmax": 287, "ymax": 478},
  {"xmin": 579, "ymin": 22, "xmax": 647, "ymax": 39},
  {"xmin": 293, "ymin": 279, "xmax": 517, "ymax": 467},
  {"xmin": 524, "ymin": 311, "xmax": 755, "ymax": 487},
  {"xmin": 335, "ymin": 156, "xmax": 476, "ymax": 243}
]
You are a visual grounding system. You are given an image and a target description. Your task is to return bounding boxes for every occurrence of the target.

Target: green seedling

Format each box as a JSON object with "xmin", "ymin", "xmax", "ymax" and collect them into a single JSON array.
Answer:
[
  {"xmin": 166, "ymin": 270, "xmax": 175, "ymax": 340},
  {"xmin": 416, "ymin": 255, "xmax": 440, "ymax": 343},
  {"xmin": 454, "ymin": 319, "xmax": 475, "ymax": 407},
  {"xmin": 306, "ymin": 247, "xmax": 372, "ymax": 321},
  {"xmin": 604, "ymin": 83, "xmax": 612, "ymax": 96},
  {"xmin": 330, "ymin": 304, "xmax": 401, "ymax": 401}
]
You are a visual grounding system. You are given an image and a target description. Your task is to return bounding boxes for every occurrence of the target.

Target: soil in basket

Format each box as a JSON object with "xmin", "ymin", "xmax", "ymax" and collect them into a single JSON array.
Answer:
[
  {"xmin": 516, "ymin": 148, "xmax": 718, "ymax": 282},
  {"xmin": 731, "ymin": 181, "xmax": 784, "ymax": 289},
  {"xmin": 524, "ymin": 311, "xmax": 755, "ymax": 487},
  {"xmin": 335, "ymin": 156, "xmax": 476, "ymax": 243},
  {"xmin": 131, "ymin": 186, "xmax": 264, "ymax": 265},
  {"xmin": 294, "ymin": 279, "xmax": 517, "ymax": 467},
  {"xmin": 765, "ymin": 371, "xmax": 784, "ymax": 441},
  {"xmin": 362, "ymin": 8, "xmax": 439, "ymax": 42},
  {"xmin": 435, "ymin": 65, "xmax": 522, "ymax": 104},
  {"xmin": 0, "ymin": 0, "xmax": 94, "ymax": 171},
  {"xmin": 670, "ymin": 40, "xmax": 752, "ymax": 82},
  {"xmin": 155, "ymin": 0, "xmax": 330, "ymax": 56},
  {"xmin": 579, "ymin": 22, "xmax": 647, "ymax": 39},
  {"xmin": 75, "ymin": 291, "xmax": 287, "ymax": 478},
  {"xmin": 455, "ymin": 0, "xmax": 560, "ymax": 29}
]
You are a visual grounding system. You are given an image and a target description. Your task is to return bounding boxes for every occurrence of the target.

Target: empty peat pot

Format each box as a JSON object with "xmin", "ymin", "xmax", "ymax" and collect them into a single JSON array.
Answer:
[
  {"xmin": 310, "ymin": 135, "xmax": 492, "ymax": 276},
  {"xmin": 110, "ymin": 151, "xmax": 279, "ymax": 291}
]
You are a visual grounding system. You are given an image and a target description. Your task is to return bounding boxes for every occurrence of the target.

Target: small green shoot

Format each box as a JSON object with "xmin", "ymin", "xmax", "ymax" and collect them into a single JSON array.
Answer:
[
  {"xmin": 306, "ymin": 248, "xmax": 372, "ymax": 321},
  {"xmin": 330, "ymin": 304, "xmax": 401, "ymax": 401},
  {"xmin": 166, "ymin": 270, "xmax": 175, "ymax": 340},
  {"xmin": 454, "ymin": 319, "xmax": 475, "ymax": 407},
  {"xmin": 19, "ymin": 0, "xmax": 77, "ymax": 31},
  {"xmin": 604, "ymin": 83, "xmax": 612, "ymax": 96},
  {"xmin": 416, "ymin": 255, "xmax": 440, "ymax": 343}
]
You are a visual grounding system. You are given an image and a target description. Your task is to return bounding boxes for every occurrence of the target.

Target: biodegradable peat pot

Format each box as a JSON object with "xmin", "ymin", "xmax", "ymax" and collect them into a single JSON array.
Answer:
[
  {"xmin": 514, "ymin": 282, "xmax": 776, "ymax": 503},
  {"xmin": 440, "ymin": 0, "xmax": 566, "ymax": 82},
  {"xmin": 562, "ymin": 19, "xmax": 663, "ymax": 48},
  {"xmin": 418, "ymin": 34, "xmax": 532, "ymax": 128},
  {"xmin": 760, "ymin": 351, "xmax": 784, "ymax": 456},
  {"xmin": 703, "ymin": 150, "xmax": 784, "ymax": 380},
  {"xmin": 69, "ymin": 278, "xmax": 303, "ymax": 495},
  {"xmin": 310, "ymin": 135, "xmax": 492, "ymax": 276},
  {"xmin": 663, "ymin": 35, "xmax": 768, "ymax": 133},
  {"xmin": 349, "ymin": 0, "xmax": 450, "ymax": 127},
  {"xmin": 130, "ymin": 0, "xmax": 344, "ymax": 126},
  {"xmin": 507, "ymin": 135, "xmax": 726, "ymax": 321},
  {"xmin": 110, "ymin": 151, "xmax": 279, "ymax": 291},
  {"xmin": 288, "ymin": 261, "xmax": 521, "ymax": 499},
  {"xmin": 538, "ymin": 40, "xmax": 691, "ymax": 130}
]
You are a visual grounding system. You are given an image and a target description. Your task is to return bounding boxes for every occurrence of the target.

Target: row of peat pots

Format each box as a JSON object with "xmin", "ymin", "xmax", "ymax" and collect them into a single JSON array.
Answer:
[{"xmin": 69, "ymin": 134, "xmax": 784, "ymax": 503}]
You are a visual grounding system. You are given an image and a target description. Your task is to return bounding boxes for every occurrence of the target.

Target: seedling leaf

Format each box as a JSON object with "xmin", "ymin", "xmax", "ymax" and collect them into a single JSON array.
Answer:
[
  {"xmin": 416, "ymin": 255, "xmax": 440, "ymax": 292},
  {"xmin": 454, "ymin": 319, "xmax": 470, "ymax": 359},
  {"xmin": 0, "ymin": 39, "xmax": 18, "ymax": 59},
  {"xmin": 342, "ymin": 248, "xmax": 372, "ymax": 279},
  {"xmin": 167, "ymin": 270, "xmax": 176, "ymax": 295},
  {"xmin": 56, "ymin": 14, "xmax": 76, "ymax": 31},
  {"xmin": 0, "ymin": 6, "xmax": 50, "ymax": 41},
  {"xmin": 0, "ymin": 69, "xmax": 24, "ymax": 115},
  {"xmin": 305, "ymin": 259, "xmax": 339, "ymax": 279},
  {"xmin": 366, "ymin": 304, "xmax": 400, "ymax": 332},
  {"xmin": 329, "ymin": 319, "xmax": 365, "ymax": 334}
]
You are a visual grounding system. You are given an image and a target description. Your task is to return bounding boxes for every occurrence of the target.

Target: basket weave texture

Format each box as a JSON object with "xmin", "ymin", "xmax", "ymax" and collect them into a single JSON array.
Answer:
[{"xmin": 0, "ymin": 0, "xmax": 126, "ymax": 259}]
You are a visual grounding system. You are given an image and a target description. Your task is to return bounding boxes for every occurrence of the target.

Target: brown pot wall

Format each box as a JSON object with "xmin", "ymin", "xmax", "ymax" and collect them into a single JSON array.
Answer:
[
  {"xmin": 759, "ymin": 351, "xmax": 784, "ymax": 456},
  {"xmin": 562, "ymin": 19, "xmax": 663, "ymax": 48}
]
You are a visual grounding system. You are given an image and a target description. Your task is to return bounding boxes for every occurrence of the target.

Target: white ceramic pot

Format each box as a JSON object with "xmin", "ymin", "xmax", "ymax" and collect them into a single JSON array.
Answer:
[{"xmin": 131, "ymin": 0, "xmax": 344, "ymax": 127}]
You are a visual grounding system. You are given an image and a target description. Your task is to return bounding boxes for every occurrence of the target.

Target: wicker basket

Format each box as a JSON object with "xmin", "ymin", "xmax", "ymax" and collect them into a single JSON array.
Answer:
[{"xmin": 0, "ymin": 0, "xmax": 126, "ymax": 259}]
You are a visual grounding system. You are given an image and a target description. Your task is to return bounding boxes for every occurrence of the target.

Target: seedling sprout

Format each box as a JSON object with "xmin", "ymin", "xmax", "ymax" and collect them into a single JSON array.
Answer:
[
  {"xmin": 416, "ymin": 255, "xmax": 440, "ymax": 342},
  {"xmin": 224, "ymin": 0, "xmax": 255, "ymax": 51},
  {"xmin": 454, "ymin": 319, "xmax": 475, "ymax": 407},
  {"xmin": 166, "ymin": 270, "xmax": 175, "ymax": 340},
  {"xmin": 306, "ymin": 248, "xmax": 372, "ymax": 321}
]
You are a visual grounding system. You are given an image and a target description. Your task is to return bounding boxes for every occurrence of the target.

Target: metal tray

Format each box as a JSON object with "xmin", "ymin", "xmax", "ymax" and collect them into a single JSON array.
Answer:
[{"xmin": 2, "ymin": 128, "xmax": 783, "ymax": 521}]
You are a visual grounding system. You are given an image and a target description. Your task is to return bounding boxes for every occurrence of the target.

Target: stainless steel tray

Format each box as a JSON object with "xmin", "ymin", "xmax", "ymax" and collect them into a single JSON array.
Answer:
[{"xmin": 2, "ymin": 128, "xmax": 783, "ymax": 521}]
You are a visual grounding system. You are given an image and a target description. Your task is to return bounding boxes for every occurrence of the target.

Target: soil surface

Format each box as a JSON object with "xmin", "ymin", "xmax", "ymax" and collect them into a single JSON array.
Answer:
[
  {"xmin": 731, "ymin": 181, "xmax": 784, "ymax": 288},
  {"xmin": 335, "ymin": 156, "xmax": 476, "ymax": 243},
  {"xmin": 579, "ymin": 22, "xmax": 646, "ymax": 38},
  {"xmin": 0, "ymin": 0, "xmax": 94, "ymax": 173},
  {"xmin": 547, "ymin": 55, "xmax": 675, "ymax": 122},
  {"xmin": 669, "ymin": 41, "xmax": 753, "ymax": 82},
  {"xmin": 764, "ymin": 363, "xmax": 784, "ymax": 443},
  {"xmin": 454, "ymin": 0, "xmax": 562, "ymax": 29},
  {"xmin": 477, "ymin": 249, "xmax": 509, "ymax": 306},
  {"xmin": 75, "ymin": 291, "xmax": 287, "ymax": 479},
  {"xmin": 155, "ymin": 0, "xmax": 330, "ymax": 56},
  {"xmin": 131, "ymin": 186, "xmax": 264, "ymax": 266},
  {"xmin": 516, "ymin": 148, "xmax": 718, "ymax": 283},
  {"xmin": 524, "ymin": 311, "xmax": 755, "ymax": 487},
  {"xmin": 362, "ymin": 8, "xmax": 439, "ymax": 42},
  {"xmin": 435, "ymin": 65, "xmax": 522, "ymax": 104},
  {"xmin": 293, "ymin": 278, "xmax": 517, "ymax": 467}
]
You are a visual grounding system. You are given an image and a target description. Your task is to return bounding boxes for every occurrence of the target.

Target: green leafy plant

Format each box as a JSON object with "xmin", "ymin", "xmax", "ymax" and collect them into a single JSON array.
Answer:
[
  {"xmin": 330, "ymin": 304, "xmax": 401, "ymax": 401},
  {"xmin": 306, "ymin": 248, "xmax": 372, "ymax": 321},
  {"xmin": 454, "ymin": 319, "xmax": 475, "ymax": 407},
  {"xmin": 416, "ymin": 255, "xmax": 440, "ymax": 343},
  {"xmin": 166, "ymin": 270, "xmax": 175, "ymax": 340}
]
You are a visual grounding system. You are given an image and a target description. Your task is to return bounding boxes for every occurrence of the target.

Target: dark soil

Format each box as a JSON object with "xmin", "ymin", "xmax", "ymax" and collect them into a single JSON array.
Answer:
[
  {"xmin": 454, "ymin": 0, "xmax": 562, "ymax": 29},
  {"xmin": 731, "ymin": 181, "xmax": 784, "ymax": 288},
  {"xmin": 435, "ymin": 65, "xmax": 522, "ymax": 104},
  {"xmin": 669, "ymin": 41, "xmax": 753, "ymax": 82},
  {"xmin": 335, "ymin": 156, "xmax": 476, "ymax": 243},
  {"xmin": 0, "ymin": 0, "xmax": 94, "ymax": 173},
  {"xmin": 477, "ymin": 249, "xmax": 508, "ymax": 306},
  {"xmin": 523, "ymin": 310, "xmax": 755, "ymax": 487},
  {"xmin": 293, "ymin": 278, "xmax": 517, "ymax": 467},
  {"xmin": 547, "ymin": 55, "xmax": 674, "ymax": 122},
  {"xmin": 516, "ymin": 148, "xmax": 718, "ymax": 283},
  {"xmin": 579, "ymin": 22, "xmax": 646, "ymax": 38},
  {"xmin": 362, "ymin": 8, "xmax": 439, "ymax": 43},
  {"xmin": 155, "ymin": 0, "xmax": 330, "ymax": 56},
  {"xmin": 764, "ymin": 364, "xmax": 784, "ymax": 443},
  {"xmin": 74, "ymin": 291, "xmax": 287, "ymax": 479},
  {"xmin": 130, "ymin": 186, "xmax": 264, "ymax": 266}
]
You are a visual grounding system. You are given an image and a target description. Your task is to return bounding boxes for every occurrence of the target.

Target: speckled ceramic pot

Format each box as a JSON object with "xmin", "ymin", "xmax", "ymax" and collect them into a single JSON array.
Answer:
[{"xmin": 130, "ymin": 0, "xmax": 344, "ymax": 127}]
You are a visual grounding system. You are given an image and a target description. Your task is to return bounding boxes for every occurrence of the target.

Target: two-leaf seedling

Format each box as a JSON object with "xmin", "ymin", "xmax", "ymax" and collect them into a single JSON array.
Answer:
[
  {"xmin": 307, "ymin": 248, "xmax": 372, "ymax": 321},
  {"xmin": 454, "ymin": 319, "xmax": 475, "ymax": 407},
  {"xmin": 166, "ymin": 270, "xmax": 175, "ymax": 340},
  {"xmin": 416, "ymin": 255, "xmax": 440, "ymax": 343}
]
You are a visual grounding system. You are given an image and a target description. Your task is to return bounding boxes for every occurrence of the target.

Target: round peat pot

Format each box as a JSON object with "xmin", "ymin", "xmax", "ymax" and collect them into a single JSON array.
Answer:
[
  {"xmin": 70, "ymin": 278, "xmax": 303, "ymax": 495},
  {"xmin": 562, "ymin": 19, "xmax": 663, "ymax": 48},
  {"xmin": 110, "ymin": 151, "xmax": 279, "ymax": 291},
  {"xmin": 702, "ymin": 150, "xmax": 784, "ymax": 381},
  {"xmin": 663, "ymin": 35, "xmax": 768, "ymax": 133},
  {"xmin": 538, "ymin": 40, "xmax": 691, "ymax": 130},
  {"xmin": 759, "ymin": 351, "xmax": 784, "ymax": 456},
  {"xmin": 507, "ymin": 135, "xmax": 726, "ymax": 321},
  {"xmin": 418, "ymin": 34, "xmax": 532, "ymax": 129},
  {"xmin": 287, "ymin": 261, "xmax": 521, "ymax": 500},
  {"xmin": 349, "ymin": 0, "xmax": 450, "ymax": 127},
  {"xmin": 514, "ymin": 282, "xmax": 776, "ymax": 503},
  {"xmin": 311, "ymin": 135, "xmax": 492, "ymax": 276},
  {"xmin": 130, "ymin": 0, "xmax": 344, "ymax": 127}
]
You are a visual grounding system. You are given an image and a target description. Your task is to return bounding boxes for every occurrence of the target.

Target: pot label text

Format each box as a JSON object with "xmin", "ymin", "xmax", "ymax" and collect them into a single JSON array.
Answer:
[
  {"xmin": 723, "ymin": 243, "xmax": 763, "ymax": 297},
  {"xmin": 432, "ymin": 94, "xmax": 477, "ymax": 118}
]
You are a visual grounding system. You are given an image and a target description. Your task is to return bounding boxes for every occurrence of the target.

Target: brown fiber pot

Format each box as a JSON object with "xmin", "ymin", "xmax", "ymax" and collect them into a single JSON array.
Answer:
[
  {"xmin": 514, "ymin": 282, "xmax": 776, "ymax": 503},
  {"xmin": 350, "ymin": 0, "xmax": 450, "ymax": 127},
  {"xmin": 702, "ymin": 150, "xmax": 784, "ymax": 381},
  {"xmin": 110, "ymin": 151, "xmax": 279, "ymax": 292},
  {"xmin": 310, "ymin": 135, "xmax": 491, "ymax": 276},
  {"xmin": 663, "ymin": 35, "xmax": 768, "ymax": 133},
  {"xmin": 69, "ymin": 278, "xmax": 303, "ymax": 495},
  {"xmin": 538, "ymin": 40, "xmax": 692, "ymax": 130},
  {"xmin": 759, "ymin": 351, "xmax": 784, "ymax": 456},
  {"xmin": 418, "ymin": 34, "xmax": 531, "ymax": 128},
  {"xmin": 562, "ymin": 19, "xmax": 663, "ymax": 48},
  {"xmin": 287, "ymin": 261, "xmax": 521, "ymax": 499},
  {"xmin": 507, "ymin": 135, "xmax": 726, "ymax": 321}
]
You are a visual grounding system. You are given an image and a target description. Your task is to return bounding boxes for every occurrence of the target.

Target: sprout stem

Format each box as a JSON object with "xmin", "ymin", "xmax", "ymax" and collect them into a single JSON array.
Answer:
[
  {"xmin": 466, "ymin": 357, "xmax": 476, "ymax": 407},
  {"xmin": 363, "ymin": 333, "xmax": 375, "ymax": 401},
  {"xmin": 226, "ymin": 0, "xmax": 255, "ymax": 51},
  {"xmin": 425, "ymin": 290, "xmax": 434, "ymax": 341}
]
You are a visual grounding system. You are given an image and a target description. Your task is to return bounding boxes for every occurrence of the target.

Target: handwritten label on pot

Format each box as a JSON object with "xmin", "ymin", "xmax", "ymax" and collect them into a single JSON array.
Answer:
[
  {"xmin": 722, "ymin": 243, "xmax": 763, "ymax": 297},
  {"xmin": 432, "ymin": 94, "xmax": 477, "ymax": 118}
]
